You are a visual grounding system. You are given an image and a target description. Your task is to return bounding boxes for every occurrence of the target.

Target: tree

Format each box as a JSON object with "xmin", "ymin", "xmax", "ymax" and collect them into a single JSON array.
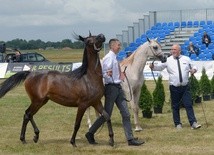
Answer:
[
  {"xmin": 200, "ymin": 67, "xmax": 211, "ymax": 100},
  {"xmin": 189, "ymin": 75, "xmax": 201, "ymax": 103},
  {"xmin": 210, "ymin": 75, "xmax": 214, "ymax": 99},
  {"xmin": 0, "ymin": 38, "xmax": 84, "ymax": 50},
  {"xmin": 60, "ymin": 39, "xmax": 72, "ymax": 48},
  {"xmin": 152, "ymin": 76, "xmax": 165, "ymax": 113},
  {"xmin": 139, "ymin": 81, "xmax": 153, "ymax": 118}
]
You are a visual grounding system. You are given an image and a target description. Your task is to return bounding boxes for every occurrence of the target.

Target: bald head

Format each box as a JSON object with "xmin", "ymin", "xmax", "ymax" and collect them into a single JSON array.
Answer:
[{"xmin": 171, "ymin": 44, "xmax": 181, "ymax": 58}]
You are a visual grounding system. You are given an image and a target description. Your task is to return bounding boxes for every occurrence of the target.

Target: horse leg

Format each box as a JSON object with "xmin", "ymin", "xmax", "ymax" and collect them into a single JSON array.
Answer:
[
  {"xmin": 94, "ymin": 102, "xmax": 114, "ymax": 146},
  {"xmin": 123, "ymin": 85, "xmax": 142, "ymax": 131},
  {"xmin": 20, "ymin": 111, "xmax": 40, "ymax": 144},
  {"xmin": 20, "ymin": 113, "xmax": 40, "ymax": 143},
  {"xmin": 95, "ymin": 109, "xmax": 100, "ymax": 118},
  {"xmin": 20, "ymin": 99, "xmax": 47, "ymax": 144},
  {"xmin": 131, "ymin": 93, "xmax": 143, "ymax": 132},
  {"xmin": 20, "ymin": 110, "xmax": 40, "ymax": 144},
  {"xmin": 70, "ymin": 106, "xmax": 87, "ymax": 147},
  {"xmin": 20, "ymin": 111, "xmax": 30, "ymax": 144},
  {"xmin": 86, "ymin": 107, "xmax": 92, "ymax": 128},
  {"xmin": 132, "ymin": 104, "xmax": 142, "ymax": 132},
  {"xmin": 30, "ymin": 117, "xmax": 40, "ymax": 143},
  {"xmin": 29, "ymin": 99, "xmax": 48, "ymax": 143},
  {"xmin": 86, "ymin": 107, "xmax": 100, "ymax": 128}
]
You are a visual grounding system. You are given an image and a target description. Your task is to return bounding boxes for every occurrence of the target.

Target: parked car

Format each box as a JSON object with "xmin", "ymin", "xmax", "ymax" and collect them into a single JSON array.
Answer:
[{"xmin": 1, "ymin": 52, "xmax": 49, "ymax": 63}]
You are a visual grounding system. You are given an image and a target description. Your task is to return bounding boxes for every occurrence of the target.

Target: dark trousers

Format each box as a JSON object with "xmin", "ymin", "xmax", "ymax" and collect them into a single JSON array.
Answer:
[
  {"xmin": 169, "ymin": 85, "xmax": 197, "ymax": 126},
  {"xmin": 88, "ymin": 84, "xmax": 134, "ymax": 141}
]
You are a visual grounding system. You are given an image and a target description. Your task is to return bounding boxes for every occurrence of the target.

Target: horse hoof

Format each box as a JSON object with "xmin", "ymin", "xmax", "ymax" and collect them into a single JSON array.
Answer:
[
  {"xmin": 71, "ymin": 142, "xmax": 77, "ymax": 147},
  {"xmin": 109, "ymin": 139, "xmax": 114, "ymax": 147},
  {"xmin": 21, "ymin": 140, "xmax": 27, "ymax": 144},
  {"xmin": 134, "ymin": 127, "xmax": 143, "ymax": 132},
  {"xmin": 20, "ymin": 137, "xmax": 26, "ymax": 144},
  {"xmin": 33, "ymin": 136, "xmax": 39, "ymax": 143},
  {"xmin": 70, "ymin": 140, "xmax": 77, "ymax": 147},
  {"xmin": 72, "ymin": 144, "xmax": 77, "ymax": 147}
]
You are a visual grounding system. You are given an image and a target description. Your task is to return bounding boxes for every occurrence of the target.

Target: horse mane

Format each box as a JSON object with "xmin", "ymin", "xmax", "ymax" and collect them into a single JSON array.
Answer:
[
  {"xmin": 120, "ymin": 40, "xmax": 160, "ymax": 67},
  {"xmin": 120, "ymin": 41, "xmax": 148, "ymax": 67},
  {"xmin": 120, "ymin": 50, "xmax": 137, "ymax": 67},
  {"xmin": 66, "ymin": 44, "xmax": 88, "ymax": 79}
]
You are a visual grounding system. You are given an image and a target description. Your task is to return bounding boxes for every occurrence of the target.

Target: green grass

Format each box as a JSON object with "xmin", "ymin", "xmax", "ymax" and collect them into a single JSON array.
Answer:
[
  {"xmin": 0, "ymin": 49, "xmax": 214, "ymax": 154},
  {"xmin": 25, "ymin": 49, "xmax": 105, "ymax": 63}
]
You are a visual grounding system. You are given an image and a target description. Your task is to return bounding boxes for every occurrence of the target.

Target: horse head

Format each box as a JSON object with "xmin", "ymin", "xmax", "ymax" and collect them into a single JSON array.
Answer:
[
  {"xmin": 72, "ymin": 32, "xmax": 106, "ymax": 78},
  {"xmin": 147, "ymin": 38, "xmax": 167, "ymax": 63},
  {"xmin": 78, "ymin": 32, "xmax": 106, "ymax": 52}
]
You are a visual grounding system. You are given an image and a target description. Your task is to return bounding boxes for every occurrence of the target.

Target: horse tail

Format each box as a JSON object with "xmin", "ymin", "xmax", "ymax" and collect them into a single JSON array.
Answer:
[{"xmin": 0, "ymin": 71, "xmax": 31, "ymax": 98}]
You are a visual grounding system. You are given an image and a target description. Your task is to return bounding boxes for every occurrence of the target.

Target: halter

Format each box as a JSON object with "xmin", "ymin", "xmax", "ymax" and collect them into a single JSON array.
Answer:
[
  {"xmin": 94, "ymin": 43, "xmax": 103, "ymax": 52},
  {"xmin": 122, "ymin": 41, "xmax": 164, "ymax": 101},
  {"xmin": 148, "ymin": 41, "xmax": 164, "ymax": 84},
  {"xmin": 148, "ymin": 41, "xmax": 163, "ymax": 57},
  {"xmin": 86, "ymin": 42, "xmax": 103, "ymax": 66},
  {"xmin": 93, "ymin": 44, "xmax": 103, "ymax": 76}
]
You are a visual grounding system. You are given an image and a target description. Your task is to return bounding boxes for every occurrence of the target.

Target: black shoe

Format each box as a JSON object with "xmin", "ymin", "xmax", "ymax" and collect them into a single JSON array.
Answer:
[
  {"xmin": 85, "ymin": 132, "xmax": 98, "ymax": 144},
  {"xmin": 128, "ymin": 139, "xmax": 145, "ymax": 146}
]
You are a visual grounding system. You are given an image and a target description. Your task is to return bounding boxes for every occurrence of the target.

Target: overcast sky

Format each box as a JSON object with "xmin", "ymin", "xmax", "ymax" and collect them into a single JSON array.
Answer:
[{"xmin": 0, "ymin": 0, "xmax": 214, "ymax": 42}]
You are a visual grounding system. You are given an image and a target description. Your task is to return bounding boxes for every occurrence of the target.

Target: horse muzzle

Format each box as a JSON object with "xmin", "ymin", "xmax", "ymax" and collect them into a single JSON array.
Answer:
[
  {"xmin": 156, "ymin": 53, "xmax": 167, "ymax": 63},
  {"xmin": 93, "ymin": 34, "xmax": 106, "ymax": 52},
  {"xmin": 96, "ymin": 34, "xmax": 106, "ymax": 43},
  {"xmin": 160, "ymin": 55, "xmax": 167, "ymax": 63}
]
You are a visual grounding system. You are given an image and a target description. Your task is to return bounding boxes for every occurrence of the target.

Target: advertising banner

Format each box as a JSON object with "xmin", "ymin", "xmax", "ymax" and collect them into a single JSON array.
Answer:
[
  {"xmin": 0, "ymin": 63, "xmax": 8, "ymax": 78},
  {"xmin": 1, "ymin": 61, "xmax": 214, "ymax": 80},
  {"xmin": 1, "ymin": 62, "xmax": 74, "ymax": 78},
  {"xmin": 30, "ymin": 62, "xmax": 73, "ymax": 73}
]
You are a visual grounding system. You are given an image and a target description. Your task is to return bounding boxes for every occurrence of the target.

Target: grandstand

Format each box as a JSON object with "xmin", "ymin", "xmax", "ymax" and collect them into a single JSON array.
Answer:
[{"xmin": 114, "ymin": 9, "xmax": 214, "ymax": 62}]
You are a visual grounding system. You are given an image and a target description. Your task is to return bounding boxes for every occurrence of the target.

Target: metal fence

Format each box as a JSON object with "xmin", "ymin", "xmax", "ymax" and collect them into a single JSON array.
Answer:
[{"xmin": 103, "ymin": 8, "xmax": 214, "ymax": 54}]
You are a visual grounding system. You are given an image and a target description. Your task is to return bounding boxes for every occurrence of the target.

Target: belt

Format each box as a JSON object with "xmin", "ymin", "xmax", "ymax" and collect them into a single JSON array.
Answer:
[
  {"xmin": 105, "ymin": 83, "xmax": 121, "ymax": 86},
  {"xmin": 171, "ymin": 84, "xmax": 188, "ymax": 87}
]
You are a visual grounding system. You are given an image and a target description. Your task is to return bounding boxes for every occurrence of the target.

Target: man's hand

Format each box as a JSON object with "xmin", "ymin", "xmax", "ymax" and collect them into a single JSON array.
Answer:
[
  {"xmin": 190, "ymin": 69, "xmax": 196, "ymax": 75},
  {"xmin": 107, "ymin": 70, "xmax": 113, "ymax": 76},
  {"xmin": 120, "ymin": 72, "xmax": 126, "ymax": 81}
]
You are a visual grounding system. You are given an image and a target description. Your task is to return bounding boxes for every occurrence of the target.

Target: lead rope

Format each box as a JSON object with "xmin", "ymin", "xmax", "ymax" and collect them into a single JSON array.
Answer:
[
  {"xmin": 112, "ymin": 65, "xmax": 133, "ymax": 102},
  {"xmin": 189, "ymin": 64, "xmax": 208, "ymax": 128},
  {"xmin": 151, "ymin": 59, "xmax": 157, "ymax": 84},
  {"xmin": 123, "ymin": 66, "xmax": 133, "ymax": 102}
]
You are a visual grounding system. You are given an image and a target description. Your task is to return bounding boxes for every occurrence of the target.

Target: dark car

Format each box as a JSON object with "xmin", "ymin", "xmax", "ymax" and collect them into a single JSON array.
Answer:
[{"xmin": 3, "ymin": 52, "xmax": 49, "ymax": 63}]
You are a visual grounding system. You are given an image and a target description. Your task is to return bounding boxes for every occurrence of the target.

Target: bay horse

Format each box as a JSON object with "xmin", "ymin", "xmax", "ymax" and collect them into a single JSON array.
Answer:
[
  {"xmin": 86, "ymin": 38, "xmax": 165, "ymax": 131},
  {"xmin": 0, "ymin": 33, "xmax": 114, "ymax": 147}
]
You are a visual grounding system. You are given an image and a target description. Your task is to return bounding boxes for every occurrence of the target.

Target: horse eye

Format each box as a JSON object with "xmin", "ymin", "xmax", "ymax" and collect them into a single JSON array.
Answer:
[
  {"xmin": 153, "ymin": 46, "xmax": 158, "ymax": 50},
  {"xmin": 86, "ymin": 39, "xmax": 92, "ymax": 45}
]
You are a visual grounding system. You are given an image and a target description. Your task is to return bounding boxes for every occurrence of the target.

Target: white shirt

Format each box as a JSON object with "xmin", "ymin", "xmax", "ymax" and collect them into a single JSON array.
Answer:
[
  {"xmin": 153, "ymin": 55, "xmax": 197, "ymax": 87},
  {"xmin": 102, "ymin": 50, "xmax": 121, "ymax": 84}
]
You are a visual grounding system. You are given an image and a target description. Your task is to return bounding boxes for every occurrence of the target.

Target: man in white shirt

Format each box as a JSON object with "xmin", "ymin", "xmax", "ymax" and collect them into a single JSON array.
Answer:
[
  {"xmin": 85, "ymin": 38, "xmax": 144, "ymax": 146},
  {"xmin": 150, "ymin": 44, "xmax": 201, "ymax": 130}
]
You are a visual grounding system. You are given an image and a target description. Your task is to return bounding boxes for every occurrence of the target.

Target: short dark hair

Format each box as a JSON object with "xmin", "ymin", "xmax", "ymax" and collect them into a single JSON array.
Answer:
[{"xmin": 109, "ymin": 38, "xmax": 119, "ymax": 48}]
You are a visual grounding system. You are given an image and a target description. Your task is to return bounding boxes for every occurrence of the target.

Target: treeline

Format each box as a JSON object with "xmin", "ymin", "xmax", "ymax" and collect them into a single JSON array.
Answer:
[{"xmin": 0, "ymin": 38, "xmax": 84, "ymax": 50}]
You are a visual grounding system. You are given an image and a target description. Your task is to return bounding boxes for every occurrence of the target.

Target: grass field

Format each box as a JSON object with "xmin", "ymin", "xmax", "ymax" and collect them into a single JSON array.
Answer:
[
  {"xmin": 0, "ymin": 49, "xmax": 214, "ymax": 155},
  {"xmin": 36, "ymin": 48, "xmax": 106, "ymax": 63}
]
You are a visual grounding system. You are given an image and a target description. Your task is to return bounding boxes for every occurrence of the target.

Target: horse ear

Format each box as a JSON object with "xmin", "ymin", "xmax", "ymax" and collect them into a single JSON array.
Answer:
[
  {"xmin": 79, "ymin": 35, "xmax": 84, "ymax": 42},
  {"xmin": 89, "ymin": 31, "xmax": 92, "ymax": 37},
  {"xmin": 72, "ymin": 32, "xmax": 85, "ymax": 42},
  {"xmin": 146, "ymin": 37, "xmax": 151, "ymax": 42}
]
